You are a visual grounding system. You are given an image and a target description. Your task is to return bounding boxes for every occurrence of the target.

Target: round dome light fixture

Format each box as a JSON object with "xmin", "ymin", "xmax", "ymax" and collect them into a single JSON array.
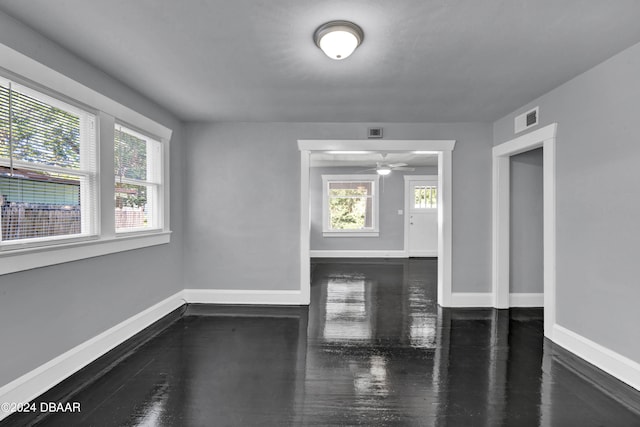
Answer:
[
  {"xmin": 314, "ymin": 20, "xmax": 364, "ymax": 60},
  {"xmin": 376, "ymin": 166, "xmax": 392, "ymax": 176}
]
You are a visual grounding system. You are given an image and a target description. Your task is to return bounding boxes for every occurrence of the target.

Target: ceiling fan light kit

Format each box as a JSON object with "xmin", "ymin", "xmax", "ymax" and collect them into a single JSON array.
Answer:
[
  {"xmin": 367, "ymin": 159, "xmax": 415, "ymax": 176},
  {"xmin": 314, "ymin": 20, "xmax": 364, "ymax": 60},
  {"xmin": 376, "ymin": 166, "xmax": 392, "ymax": 176}
]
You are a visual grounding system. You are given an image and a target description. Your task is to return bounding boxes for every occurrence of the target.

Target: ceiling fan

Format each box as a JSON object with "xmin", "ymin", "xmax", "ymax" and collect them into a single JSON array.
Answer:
[{"xmin": 361, "ymin": 154, "xmax": 415, "ymax": 175}]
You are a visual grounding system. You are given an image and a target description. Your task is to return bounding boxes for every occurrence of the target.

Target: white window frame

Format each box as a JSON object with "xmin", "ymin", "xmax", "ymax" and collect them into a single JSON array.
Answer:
[
  {"xmin": 322, "ymin": 174, "xmax": 380, "ymax": 237},
  {"xmin": 114, "ymin": 123, "xmax": 164, "ymax": 234},
  {"xmin": 0, "ymin": 43, "xmax": 172, "ymax": 276},
  {"xmin": 0, "ymin": 77, "xmax": 99, "ymax": 249}
]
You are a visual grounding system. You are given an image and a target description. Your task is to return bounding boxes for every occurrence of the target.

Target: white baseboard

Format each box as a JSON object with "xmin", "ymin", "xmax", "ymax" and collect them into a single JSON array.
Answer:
[
  {"xmin": 449, "ymin": 293, "xmax": 493, "ymax": 307},
  {"xmin": 0, "ymin": 287, "xmax": 303, "ymax": 421},
  {"xmin": 552, "ymin": 324, "xmax": 640, "ymax": 391},
  {"xmin": 509, "ymin": 293, "xmax": 544, "ymax": 307},
  {"xmin": 449, "ymin": 292, "xmax": 543, "ymax": 308},
  {"xmin": 4, "ymin": 285, "xmax": 638, "ymax": 427},
  {"xmin": 183, "ymin": 289, "xmax": 305, "ymax": 305},
  {"xmin": 310, "ymin": 250, "xmax": 407, "ymax": 258},
  {"xmin": 407, "ymin": 250, "xmax": 438, "ymax": 257},
  {"xmin": 0, "ymin": 290, "xmax": 185, "ymax": 421}
]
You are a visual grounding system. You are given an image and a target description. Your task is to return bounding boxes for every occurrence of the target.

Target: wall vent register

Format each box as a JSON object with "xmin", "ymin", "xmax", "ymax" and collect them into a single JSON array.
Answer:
[
  {"xmin": 515, "ymin": 106, "xmax": 539, "ymax": 134},
  {"xmin": 368, "ymin": 128, "xmax": 383, "ymax": 139}
]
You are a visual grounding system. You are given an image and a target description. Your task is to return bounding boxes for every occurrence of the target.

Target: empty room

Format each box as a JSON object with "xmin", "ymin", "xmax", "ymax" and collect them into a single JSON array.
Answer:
[{"xmin": 1, "ymin": 1, "xmax": 639, "ymax": 425}]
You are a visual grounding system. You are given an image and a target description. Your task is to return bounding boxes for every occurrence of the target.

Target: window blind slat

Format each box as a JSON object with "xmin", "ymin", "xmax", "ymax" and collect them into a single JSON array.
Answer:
[
  {"xmin": 0, "ymin": 78, "xmax": 97, "ymax": 244},
  {"xmin": 7, "ymin": 86, "xmax": 81, "ymax": 169},
  {"xmin": 0, "ymin": 84, "xmax": 10, "ymax": 161},
  {"xmin": 114, "ymin": 124, "xmax": 162, "ymax": 232}
]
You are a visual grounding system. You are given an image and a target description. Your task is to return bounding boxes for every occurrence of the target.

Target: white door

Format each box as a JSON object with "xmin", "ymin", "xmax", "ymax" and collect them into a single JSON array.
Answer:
[{"xmin": 405, "ymin": 177, "xmax": 438, "ymax": 257}]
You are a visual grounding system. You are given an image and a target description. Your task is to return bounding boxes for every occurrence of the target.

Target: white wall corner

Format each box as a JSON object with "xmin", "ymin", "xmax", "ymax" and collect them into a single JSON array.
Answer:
[
  {"xmin": 437, "ymin": 150, "xmax": 453, "ymax": 307},
  {"xmin": 552, "ymin": 324, "xmax": 640, "ymax": 392}
]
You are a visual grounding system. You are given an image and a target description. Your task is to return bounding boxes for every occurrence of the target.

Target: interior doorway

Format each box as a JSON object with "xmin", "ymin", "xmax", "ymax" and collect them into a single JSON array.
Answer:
[
  {"xmin": 298, "ymin": 139, "xmax": 456, "ymax": 307},
  {"xmin": 492, "ymin": 123, "xmax": 557, "ymax": 338},
  {"xmin": 509, "ymin": 149, "xmax": 544, "ymax": 305}
]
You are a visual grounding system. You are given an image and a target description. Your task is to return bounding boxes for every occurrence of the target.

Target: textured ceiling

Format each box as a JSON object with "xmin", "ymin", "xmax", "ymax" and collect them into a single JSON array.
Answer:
[{"xmin": 2, "ymin": 0, "xmax": 640, "ymax": 122}]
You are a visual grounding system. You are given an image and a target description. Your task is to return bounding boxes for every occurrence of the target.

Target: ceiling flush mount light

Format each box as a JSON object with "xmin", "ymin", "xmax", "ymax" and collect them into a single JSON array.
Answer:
[{"xmin": 314, "ymin": 20, "xmax": 364, "ymax": 60}]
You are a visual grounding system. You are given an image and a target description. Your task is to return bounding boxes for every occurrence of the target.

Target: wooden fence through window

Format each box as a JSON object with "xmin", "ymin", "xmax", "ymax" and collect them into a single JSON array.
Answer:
[
  {"xmin": 1, "ymin": 202, "xmax": 81, "ymax": 241},
  {"xmin": 1, "ymin": 203, "xmax": 148, "ymax": 241}
]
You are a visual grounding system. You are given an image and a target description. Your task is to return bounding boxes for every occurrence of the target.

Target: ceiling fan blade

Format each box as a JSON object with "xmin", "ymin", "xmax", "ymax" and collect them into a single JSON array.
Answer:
[
  {"xmin": 393, "ymin": 166, "xmax": 415, "ymax": 171},
  {"xmin": 359, "ymin": 167, "xmax": 378, "ymax": 172},
  {"xmin": 388, "ymin": 162, "xmax": 408, "ymax": 168}
]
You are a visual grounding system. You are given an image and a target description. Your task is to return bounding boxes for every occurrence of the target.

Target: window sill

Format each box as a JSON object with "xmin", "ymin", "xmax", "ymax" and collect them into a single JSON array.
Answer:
[
  {"xmin": 323, "ymin": 231, "xmax": 380, "ymax": 238},
  {"xmin": 0, "ymin": 231, "xmax": 172, "ymax": 275}
]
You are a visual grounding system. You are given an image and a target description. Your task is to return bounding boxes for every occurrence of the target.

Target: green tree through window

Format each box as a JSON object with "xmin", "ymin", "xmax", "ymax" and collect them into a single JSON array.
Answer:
[
  {"xmin": 0, "ymin": 80, "xmax": 96, "ymax": 243},
  {"xmin": 0, "ymin": 85, "xmax": 80, "ymax": 169},
  {"xmin": 328, "ymin": 181, "xmax": 373, "ymax": 230}
]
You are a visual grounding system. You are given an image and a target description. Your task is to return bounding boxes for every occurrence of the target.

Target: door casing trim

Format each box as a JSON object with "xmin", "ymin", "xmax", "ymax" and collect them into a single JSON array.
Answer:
[
  {"xmin": 492, "ymin": 123, "xmax": 556, "ymax": 338},
  {"xmin": 298, "ymin": 139, "xmax": 456, "ymax": 306}
]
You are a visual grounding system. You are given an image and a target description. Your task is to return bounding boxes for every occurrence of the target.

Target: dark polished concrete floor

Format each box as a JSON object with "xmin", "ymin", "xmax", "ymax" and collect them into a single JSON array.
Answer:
[{"xmin": 16, "ymin": 258, "xmax": 640, "ymax": 426}]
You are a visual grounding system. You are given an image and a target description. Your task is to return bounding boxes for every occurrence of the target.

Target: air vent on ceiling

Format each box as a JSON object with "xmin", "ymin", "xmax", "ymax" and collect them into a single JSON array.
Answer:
[
  {"xmin": 368, "ymin": 127, "xmax": 383, "ymax": 139},
  {"xmin": 515, "ymin": 106, "xmax": 539, "ymax": 134}
]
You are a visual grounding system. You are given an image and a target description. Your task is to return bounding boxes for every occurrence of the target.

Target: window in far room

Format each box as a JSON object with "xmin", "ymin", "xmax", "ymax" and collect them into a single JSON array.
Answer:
[{"xmin": 322, "ymin": 174, "xmax": 379, "ymax": 237}]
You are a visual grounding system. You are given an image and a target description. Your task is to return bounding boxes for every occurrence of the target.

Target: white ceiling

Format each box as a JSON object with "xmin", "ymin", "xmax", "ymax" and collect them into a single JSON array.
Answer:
[{"xmin": 2, "ymin": 0, "xmax": 640, "ymax": 122}]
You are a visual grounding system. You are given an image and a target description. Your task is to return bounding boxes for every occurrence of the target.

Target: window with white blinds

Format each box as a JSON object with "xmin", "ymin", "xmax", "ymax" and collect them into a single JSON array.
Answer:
[
  {"xmin": 0, "ymin": 77, "xmax": 97, "ymax": 246},
  {"xmin": 114, "ymin": 124, "xmax": 162, "ymax": 232}
]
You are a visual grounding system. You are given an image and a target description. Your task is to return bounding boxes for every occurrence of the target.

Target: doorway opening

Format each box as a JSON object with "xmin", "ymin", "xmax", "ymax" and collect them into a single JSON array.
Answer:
[
  {"xmin": 298, "ymin": 139, "xmax": 456, "ymax": 307},
  {"xmin": 492, "ymin": 123, "xmax": 557, "ymax": 338},
  {"xmin": 509, "ymin": 149, "xmax": 544, "ymax": 305}
]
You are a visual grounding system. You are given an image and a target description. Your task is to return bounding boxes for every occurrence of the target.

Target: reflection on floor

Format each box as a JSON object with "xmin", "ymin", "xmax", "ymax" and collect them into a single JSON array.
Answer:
[{"xmin": 11, "ymin": 258, "xmax": 640, "ymax": 426}]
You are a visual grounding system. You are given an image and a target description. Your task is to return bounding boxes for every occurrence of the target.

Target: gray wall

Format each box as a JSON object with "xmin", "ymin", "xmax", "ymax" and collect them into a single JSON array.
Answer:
[
  {"xmin": 310, "ymin": 166, "xmax": 436, "ymax": 251},
  {"xmin": 0, "ymin": 11, "xmax": 185, "ymax": 386},
  {"xmin": 184, "ymin": 122, "xmax": 493, "ymax": 292},
  {"xmin": 509, "ymin": 148, "xmax": 543, "ymax": 294},
  {"xmin": 494, "ymin": 40, "xmax": 640, "ymax": 362}
]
